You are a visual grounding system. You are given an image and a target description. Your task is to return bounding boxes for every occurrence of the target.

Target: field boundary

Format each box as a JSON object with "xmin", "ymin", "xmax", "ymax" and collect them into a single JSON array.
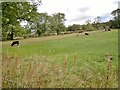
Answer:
[{"xmin": 2, "ymin": 30, "xmax": 101, "ymax": 45}]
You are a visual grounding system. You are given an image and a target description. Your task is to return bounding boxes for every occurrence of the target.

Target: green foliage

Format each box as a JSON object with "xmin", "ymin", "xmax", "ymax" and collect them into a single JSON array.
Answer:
[
  {"xmin": 68, "ymin": 24, "xmax": 80, "ymax": 31},
  {"xmin": 52, "ymin": 13, "xmax": 66, "ymax": 35},
  {"xmin": 110, "ymin": 9, "xmax": 120, "ymax": 28},
  {"xmin": 2, "ymin": 31, "xmax": 7, "ymax": 41},
  {"xmin": 2, "ymin": 1, "xmax": 41, "ymax": 40},
  {"xmin": 36, "ymin": 13, "xmax": 49, "ymax": 36},
  {"xmin": 111, "ymin": 9, "xmax": 120, "ymax": 20},
  {"xmin": 14, "ymin": 25, "xmax": 26, "ymax": 37},
  {"xmin": 67, "ymin": 23, "xmax": 96, "ymax": 32},
  {"xmin": 108, "ymin": 20, "xmax": 119, "ymax": 28},
  {"xmin": 34, "ymin": 12, "xmax": 66, "ymax": 36},
  {"xmin": 85, "ymin": 23, "xmax": 95, "ymax": 31},
  {"xmin": 2, "ymin": 1, "xmax": 66, "ymax": 40}
]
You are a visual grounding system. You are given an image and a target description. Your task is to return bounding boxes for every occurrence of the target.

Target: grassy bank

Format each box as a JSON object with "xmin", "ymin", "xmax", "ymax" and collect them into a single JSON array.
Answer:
[{"xmin": 2, "ymin": 30, "xmax": 118, "ymax": 88}]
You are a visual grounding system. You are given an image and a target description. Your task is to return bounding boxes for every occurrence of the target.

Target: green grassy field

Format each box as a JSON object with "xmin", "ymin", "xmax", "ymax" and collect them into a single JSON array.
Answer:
[{"xmin": 2, "ymin": 30, "xmax": 118, "ymax": 88}]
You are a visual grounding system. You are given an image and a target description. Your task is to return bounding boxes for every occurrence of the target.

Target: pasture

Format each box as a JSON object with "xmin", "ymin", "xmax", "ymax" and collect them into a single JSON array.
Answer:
[{"xmin": 2, "ymin": 30, "xmax": 118, "ymax": 88}]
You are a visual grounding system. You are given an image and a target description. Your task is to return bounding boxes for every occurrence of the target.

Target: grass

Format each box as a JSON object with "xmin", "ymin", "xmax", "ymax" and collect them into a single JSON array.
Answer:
[{"xmin": 2, "ymin": 30, "xmax": 118, "ymax": 88}]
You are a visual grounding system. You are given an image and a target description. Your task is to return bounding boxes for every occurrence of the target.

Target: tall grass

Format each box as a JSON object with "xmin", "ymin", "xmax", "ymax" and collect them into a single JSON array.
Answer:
[{"xmin": 2, "ymin": 51, "xmax": 118, "ymax": 88}]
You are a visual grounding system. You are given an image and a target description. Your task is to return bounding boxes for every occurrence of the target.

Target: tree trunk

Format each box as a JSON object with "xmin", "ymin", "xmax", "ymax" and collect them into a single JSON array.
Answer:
[
  {"xmin": 10, "ymin": 32, "xmax": 14, "ymax": 40},
  {"xmin": 38, "ymin": 32, "xmax": 41, "ymax": 37},
  {"xmin": 57, "ymin": 29, "xmax": 60, "ymax": 35}
]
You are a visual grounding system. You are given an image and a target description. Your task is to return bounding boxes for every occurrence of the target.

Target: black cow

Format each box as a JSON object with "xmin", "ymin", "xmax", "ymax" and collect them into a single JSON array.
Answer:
[
  {"xmin": 108, "ymin": 29, "xmax": 111, "ymax": 31},
  {"xmin": 11, "ymin": 41, "xmax": 19, "ymax": 46},
  {"xmin": 85, "ymin": 33, "xmax": 89, "ymax": 35}
]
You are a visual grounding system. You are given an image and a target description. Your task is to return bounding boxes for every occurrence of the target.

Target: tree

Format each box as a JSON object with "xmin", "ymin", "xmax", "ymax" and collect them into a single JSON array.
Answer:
[
  {"xmin": 32, "ymin": 12, "xmax": 66, "ymax": 36},
  {"xmin": 85, "ymin": 20, "xmax": 95, "ymax": 31},
  {"xmin": 52, "ymin": 13, "xmax": 66, "ymax": 35},
  {"xmin": 2, "ymin": 1, "xmax": 41, "ymax": 40},
  {"xmin": 35, "ymin": 13, "xmax": 50, "ymax": 36},
  {"xmin": 111, "ymin": 9, "xmax": 120, "ymax": 28},
  {"xmin": 111, "ymin": 9, "xmax": 120, "ymax": 20},
  {"xmin": 67, "ymin": 24, "xmax": 81, "ymax": 32},
  {"xmin": 93, "ymin": 16, "xmax": 102, "ymax": 30}
]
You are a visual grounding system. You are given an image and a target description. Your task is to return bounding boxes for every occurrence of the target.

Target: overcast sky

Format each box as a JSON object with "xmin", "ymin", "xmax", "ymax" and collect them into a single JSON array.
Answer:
[{"xmin": 37, "ymin": 0, "xmax": 119, "ymax": 26}]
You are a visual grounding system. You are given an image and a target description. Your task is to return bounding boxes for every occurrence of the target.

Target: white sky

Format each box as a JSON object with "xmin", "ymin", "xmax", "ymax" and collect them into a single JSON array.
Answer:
[{"xmin": 37, "ymin": 0, "xmax": 119, "ymax": 26}]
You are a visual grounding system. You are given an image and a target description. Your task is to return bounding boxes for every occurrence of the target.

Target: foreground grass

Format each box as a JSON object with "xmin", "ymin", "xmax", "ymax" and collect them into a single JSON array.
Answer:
[
  {"xmin": 2, "ymin": 53, "xmax": 118, "ymax": 88},
  {"xmin": 2, "ymin": 30, "xmax": 118, "ymax": 88}
]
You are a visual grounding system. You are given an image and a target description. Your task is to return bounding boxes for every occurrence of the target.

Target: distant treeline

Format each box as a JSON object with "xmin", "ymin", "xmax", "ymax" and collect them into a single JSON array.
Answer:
[{"xmin": 1, "ymin": 1, "xmax": 120, "ymax": 41}]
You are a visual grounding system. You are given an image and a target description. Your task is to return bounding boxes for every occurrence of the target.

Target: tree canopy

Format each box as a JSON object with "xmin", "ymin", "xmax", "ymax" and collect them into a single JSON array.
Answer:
[
  {"xmin": 1, "ymin": 1, "xmax": 119, "ymax": 41},
  {"xmin": 2, "ymin": 1, "xmax": 41, "ymax": 40}
]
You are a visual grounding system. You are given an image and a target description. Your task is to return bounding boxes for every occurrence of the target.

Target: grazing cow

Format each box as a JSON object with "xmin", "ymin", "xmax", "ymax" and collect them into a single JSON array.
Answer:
[
  {"xmin": 85, "ymin": 33, "xmax": 89, "ymax": 35},
  {"xmin": 11, "ymin": 41, "xmax": 19, "ymax": 46},
  {"xmin": 108, "ymin": 29, "xmax": 111, "ymax": 31}
]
